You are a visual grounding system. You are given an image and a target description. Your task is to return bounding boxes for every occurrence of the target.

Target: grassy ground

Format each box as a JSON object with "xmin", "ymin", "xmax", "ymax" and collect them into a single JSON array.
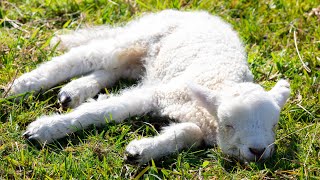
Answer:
[{"xmin": 0, "ymin": 0, "xmax": 319, "ymax": 179}]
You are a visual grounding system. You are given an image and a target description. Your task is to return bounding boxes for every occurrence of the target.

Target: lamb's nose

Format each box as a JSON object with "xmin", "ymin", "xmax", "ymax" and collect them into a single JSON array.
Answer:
[{"xmin": 249, "ymin": 147, "xmax": 266, "ymax": 157}]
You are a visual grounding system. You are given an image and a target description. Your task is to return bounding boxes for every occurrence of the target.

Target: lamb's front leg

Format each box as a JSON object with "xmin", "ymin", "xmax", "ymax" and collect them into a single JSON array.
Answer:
[
  {"xmin": 125, "ymin": 123, "xmax": 204, "ymax": 164},
  {"xmin": 51, "ymin": 26, "xmax": 122, "ymax": 51},
  {"xmin": 23, "ymin": 87, "xmax": 156, "ymax": 144}
]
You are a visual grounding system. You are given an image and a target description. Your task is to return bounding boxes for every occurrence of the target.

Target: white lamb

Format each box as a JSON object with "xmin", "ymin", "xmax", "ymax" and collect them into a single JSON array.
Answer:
[{"xmin": 6, "ymin": 10, "xmax": 290, "ymax": 164}]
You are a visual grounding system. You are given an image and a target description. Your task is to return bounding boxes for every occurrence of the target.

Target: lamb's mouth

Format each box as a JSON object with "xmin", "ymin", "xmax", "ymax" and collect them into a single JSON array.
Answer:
[{"xmin": 226, "ymin": 148, "xmax": 268, "ymax": 163}]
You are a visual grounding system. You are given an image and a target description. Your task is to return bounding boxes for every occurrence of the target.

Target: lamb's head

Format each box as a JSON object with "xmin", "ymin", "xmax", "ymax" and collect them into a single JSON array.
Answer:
[{"xmin": 189, "ymin": 80, "xmax": 290, "ymax": 162}]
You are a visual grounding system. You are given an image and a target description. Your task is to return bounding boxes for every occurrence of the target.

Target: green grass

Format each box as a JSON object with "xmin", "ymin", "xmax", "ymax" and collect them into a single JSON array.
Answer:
[{"xmin": 0, "ymin": 0, "xmax": 319, "ymax": 179}]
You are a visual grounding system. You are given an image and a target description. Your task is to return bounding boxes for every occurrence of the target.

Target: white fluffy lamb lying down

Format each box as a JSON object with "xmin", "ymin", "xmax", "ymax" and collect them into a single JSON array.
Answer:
[{"xmin": 7, "ymin": 10, "xmax": 290, "ymax": 164}]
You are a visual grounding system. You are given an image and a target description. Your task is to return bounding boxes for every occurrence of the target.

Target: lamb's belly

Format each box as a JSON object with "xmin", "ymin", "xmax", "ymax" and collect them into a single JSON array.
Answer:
[{"xmin": 146, "ymin": 44, "xmax": 211, "ymax": 83}]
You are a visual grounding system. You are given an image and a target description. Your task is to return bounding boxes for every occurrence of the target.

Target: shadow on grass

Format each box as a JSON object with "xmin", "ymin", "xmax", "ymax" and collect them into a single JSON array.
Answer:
[
  {"xmin": 0, "ymin": 88, "xmax": 60, "ymax": 124},
  {"xmin": 25, "ymin": 113, "xmax": 172, "ymax": 151},
  {"xmin": 22, "ymin": 116, "xmax": 301, "ymax": 179},
  {"xmin": 23, "ymin": 112, "xmax": 301, "ymax": 176}
]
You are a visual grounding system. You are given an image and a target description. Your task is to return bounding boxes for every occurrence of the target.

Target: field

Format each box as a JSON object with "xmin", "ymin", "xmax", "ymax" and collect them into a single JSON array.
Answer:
[{"xmin": 0, "ymin": 0, "xmax": 319, "ymax": 179}]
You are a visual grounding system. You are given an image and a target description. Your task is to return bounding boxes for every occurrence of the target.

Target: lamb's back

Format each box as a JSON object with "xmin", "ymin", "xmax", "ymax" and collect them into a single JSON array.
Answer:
[{"xmin": 144, "ymin": 10, "xmax": 252, "ymax": 85}]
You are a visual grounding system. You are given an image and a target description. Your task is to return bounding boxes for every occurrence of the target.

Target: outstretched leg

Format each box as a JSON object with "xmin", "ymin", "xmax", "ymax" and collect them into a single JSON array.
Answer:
[
  {"xmin": 23, "ymin": 87, "xmax": 156, "ymax": 143},
  {"xmin": 125, "ymin": 123, "xmax": 204, "ymax": 164},
  {"xmin": 51, "ymin": 9, "xmax": 183, "ymax": 51},
  {"xmin": 58, "ymin": 70, "xmax": 118, "ymax": 108},
  {"xmin": 51, "ymin": 26, "xmax": 122, "ymax": 50},
  {"xmin": 8, "ymin": 10, "xmax": 178, "ymax": 97},
  {"xmin": 8, "ymin": 37, "xmax": 147, "ymax": 96}
]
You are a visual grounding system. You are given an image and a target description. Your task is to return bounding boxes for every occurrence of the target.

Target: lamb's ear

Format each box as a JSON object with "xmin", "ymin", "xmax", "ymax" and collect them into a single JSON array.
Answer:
[
  {"xmin": 187, "ymin": 82, "xmax": 221, "ymax": 115},
  {"xmin": 268, "ymin": 79, "xmax": 290, "ymax": 108}
]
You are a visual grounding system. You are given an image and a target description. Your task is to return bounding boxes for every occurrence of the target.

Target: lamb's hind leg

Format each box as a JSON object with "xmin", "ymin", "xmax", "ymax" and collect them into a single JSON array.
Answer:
[
  {"xmin": 58, "ymin": 70, "xmax": 117, "ymax": 108},
  {"xmin": 8, "ymin": 41, "xmax": 108, "ymax": 96},
  {"xmin": 23, "ymin": 86, "xmax": 156, "ymax": 144},
  {"xmin": 8, "ymin": 11, "xmax": 174, "ymax": 98},
  {"xmin": 57, "ymin": 42, "xmax": 146, "ymax": 108},
  {"xmin": 51, "ymin": 26, "xmax": 121, "ymax": 51},
  {"xmin": 8, "ymin": 38, "xmax": 145, "ymax": 97}
]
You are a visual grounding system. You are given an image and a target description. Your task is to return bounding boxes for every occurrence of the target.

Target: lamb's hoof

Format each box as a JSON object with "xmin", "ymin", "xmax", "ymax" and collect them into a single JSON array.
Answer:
[
  {"xmin": 58, "ymin": 92, "xmax": 72, "ymax": 109},
  {"xmin": 277, "ymin": 79, "xmax": 290, "ymax": 88},
  {"xmin": 22, "ymin": 131, "xmax": 42, "ymax": 148},
  {"xmin": 124, "ymin": 152, "xmax": 141, "ymax": 165},
  {"xmin": 124, "ymin": 139, "xmax": 154, "ymax": 165}
]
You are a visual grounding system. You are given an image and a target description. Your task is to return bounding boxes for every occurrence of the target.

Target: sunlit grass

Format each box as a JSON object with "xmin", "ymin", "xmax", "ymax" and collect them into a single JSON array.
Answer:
[{"xmin": 0, "ymin": 0, "xmax": 319, "ymax": 178}]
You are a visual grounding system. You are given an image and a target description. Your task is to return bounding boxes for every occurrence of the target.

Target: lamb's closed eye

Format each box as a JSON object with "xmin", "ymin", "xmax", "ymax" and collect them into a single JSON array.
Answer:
[{"xmin": 225, "ymin": 124, "xmax": 234, "ymax": 129}]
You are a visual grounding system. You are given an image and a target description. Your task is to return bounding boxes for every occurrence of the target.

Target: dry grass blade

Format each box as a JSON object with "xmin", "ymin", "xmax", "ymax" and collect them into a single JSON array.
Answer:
[
  {"xmin": 293, "ymin": 29, "xmax": 311, "ymax": 72},
  {"xmin": 2, "ymin": 69, "xmax": 19, "ymax": 98},
  {"xmin": 297, "ymin": 103, "xmax": 315, "ymax": 118}
]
